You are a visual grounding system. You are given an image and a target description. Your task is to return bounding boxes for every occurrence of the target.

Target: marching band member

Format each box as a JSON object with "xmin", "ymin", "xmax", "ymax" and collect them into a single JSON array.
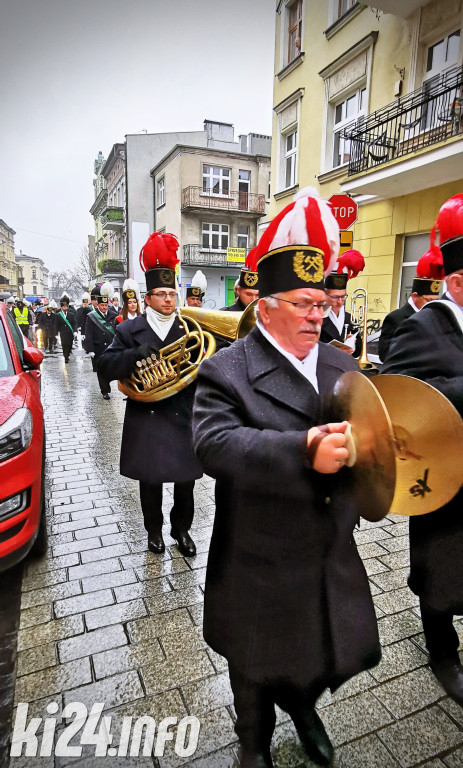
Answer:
[
  {"xmin": 99, "ymin": 233, "xmax": 200, "ymax": 557},
  {"xmin": 115, "ymin": 279, "xmax": 141, "ymax": 325},
  {"xmin": 83, "ymin": 282, "xmax": 116, "ymax": 399},
  {"xmin": 320, "ymin": 249, "xmax": 365, "ymax": 356},
  {"xmin": 193, "ymin": 189, "xmax": 381, "ymax": 768},
  {"xmin": 379, "ymin": 249, "xmax": 442, "ymax": 362},
  {"xmin": 383, "ymin": 194, "xmax": 463, "ymax": 704},
  {"xmin": 185, "ymin": 270, "xmax": 207, "ymax": 307}
]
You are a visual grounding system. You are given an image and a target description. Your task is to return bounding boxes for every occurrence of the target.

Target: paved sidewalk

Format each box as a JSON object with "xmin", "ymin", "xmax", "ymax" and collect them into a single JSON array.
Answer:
[{"xmin": 7, "ymin": 346, "xmax": 463, "ymax": 767}]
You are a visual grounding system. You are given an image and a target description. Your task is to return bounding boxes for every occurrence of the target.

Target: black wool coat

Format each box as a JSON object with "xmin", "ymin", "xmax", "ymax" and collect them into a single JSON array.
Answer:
[
  {"xmin": 55, "ymin": 310, "xmax": 76, "ymax": 345},
  {"xmin": 98, "ymin": 314, "xmax": 202, "ymax": 485},
  {"xmin": 378, "ymin": 302, "xmax": 415, "ymax": 362},
  {"xmin": 383, "ymin": 298, "xmax": 463, "ymax": 613},
  {"xmin": 193, "ymin": 327, "xmax": 381, "ymax": 688},
  {"xmin": 320, "ymin": 310, "xmax": 362, "ymax": 356},
  {"xmin": 220, "ymin": 298, "xmax": 246, "ymax": 312},
  {"xmin": 83, "ymin": 310, "xmax": 115, "ymax": 362},
  {"xmin": 76, "ymin": 305, "xmax": 92, "ymax": 332}
]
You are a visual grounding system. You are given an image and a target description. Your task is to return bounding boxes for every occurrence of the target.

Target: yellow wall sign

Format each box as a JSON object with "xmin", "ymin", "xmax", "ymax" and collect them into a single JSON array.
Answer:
[
  {"xmin": 227, "ymin": 247, "xmax": 246, "ymax": 263},
  {"xmin": 339, "ymin": 230, "xmax": 353, "ymax": 257}
]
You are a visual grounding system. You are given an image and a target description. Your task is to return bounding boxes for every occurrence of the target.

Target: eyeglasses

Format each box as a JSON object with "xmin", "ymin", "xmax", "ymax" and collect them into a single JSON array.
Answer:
[
  {"xmin": 326, "ymin": 293, "xmax": 348, "ymax": 303},
  {"xmin": 148, "ymin": 291, "xmax": 177, "ymax": 300},
  {"xmin": 269, "ymin": 296, "xmax": 328, "ymax": 316}
]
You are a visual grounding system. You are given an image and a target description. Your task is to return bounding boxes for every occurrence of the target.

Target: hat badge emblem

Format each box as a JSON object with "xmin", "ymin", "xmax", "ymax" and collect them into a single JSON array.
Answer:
[
  {"xmin": 244, "ymin": 272, "xmax": 258, "ymax": 288},
  {"xmin": 293, "ymin": 251, "xmax": 324, "ymax": 283}
]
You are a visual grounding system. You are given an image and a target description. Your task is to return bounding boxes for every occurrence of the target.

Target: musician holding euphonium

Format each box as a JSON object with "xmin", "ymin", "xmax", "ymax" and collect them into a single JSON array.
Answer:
[
  {"xmin": 383, "ymin": 194, "xmax": 463, "ymax": 706},
  {"xmin": 98, "ymin": 232, "xmax": 200, "ymax": 558}
]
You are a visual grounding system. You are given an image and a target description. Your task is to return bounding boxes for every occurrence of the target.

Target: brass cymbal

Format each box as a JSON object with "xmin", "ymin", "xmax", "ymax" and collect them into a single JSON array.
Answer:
[
  {"xmin": 333, "ymin": 371, "xmax": 396, "ymax": 522},
  {"xmin": 373, "ymin": 374, "xmax": 463, "ymax": 516}
]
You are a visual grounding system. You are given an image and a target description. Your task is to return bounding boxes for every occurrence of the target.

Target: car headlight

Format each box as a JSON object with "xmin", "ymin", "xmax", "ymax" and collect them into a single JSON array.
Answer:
[{"xmin": 0, "ymin": 408, "xmax": 33, "ymax": 462}]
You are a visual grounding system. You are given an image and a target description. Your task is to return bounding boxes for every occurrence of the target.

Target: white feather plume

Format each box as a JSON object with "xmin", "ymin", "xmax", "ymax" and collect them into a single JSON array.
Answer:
[
  {"xmin": 100, "ymin": 281, "xmax": 114, "ymax": 300},
  {"xmin": 122, "ymin": 278, "xmax": 140, "ymax": 299},
  {"xmin": 82, "ymin": 292, "xmax": 90, "ymax": 302},
  {"xmin": 267, "ymin": 186, "xmax": 339, "ymax": 276},
  {"xmin": 191, "ymin": 270, "xmax": 207, "ymax": 294}
]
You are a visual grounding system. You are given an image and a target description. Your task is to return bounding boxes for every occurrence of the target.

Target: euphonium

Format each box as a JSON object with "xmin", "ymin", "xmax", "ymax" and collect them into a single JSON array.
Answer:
[
  {"xmin": 118, "ymin": 301, "xmax": 256, "ymax": 402},
  {"xmin": 350, "ymin": 287, "xmax": 376, "ymax": 371}
]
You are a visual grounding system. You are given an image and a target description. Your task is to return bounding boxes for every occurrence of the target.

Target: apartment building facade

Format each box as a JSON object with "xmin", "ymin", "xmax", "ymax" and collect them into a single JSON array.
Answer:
[
  {"xmin": 151, "ymin": 128, "xmax": 271, "ymax": 308},
  {"xmin": 0, "ymin": 220, "xmax": 23, "ymax": 296},
  {"xmin": 15, "ymin": 252, "xmax": 49, "ymax": 299},
  {"xmin": 89, "ymin": 151, "xmax": 109, "ymax": 271},
  {"xmin": 271, "ymin": 0, "xmax": 463, "ymax": 330}
]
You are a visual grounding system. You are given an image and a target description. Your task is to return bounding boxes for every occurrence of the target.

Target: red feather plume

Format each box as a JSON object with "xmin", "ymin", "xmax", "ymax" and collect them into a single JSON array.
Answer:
[
  {"xmin": 336, "ymin": 249, "xmax": 365, "ymax": 279},
  {"xmin": 416, "ymin": 246, "xmax": 444, "ymax": 280},
  {"xmin": 139, "ymin": 232, "xmax": 179, "ymax": 272},
  {"xmin": 431, "ymin": 194, "xmax": 463, "ymax": 248},
  {"xmin": 245, "ymin": 246, "xmax": 259, "ymax": 272}
]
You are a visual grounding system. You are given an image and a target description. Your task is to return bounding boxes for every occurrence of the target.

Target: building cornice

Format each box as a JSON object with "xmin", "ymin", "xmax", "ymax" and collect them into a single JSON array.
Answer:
[
  {"xmin": 273, "ymin": 88, "xmax": 305, "ymax": 114},
  {"xmin": 150, "ymin": 144, "xmax": 271, "ymax": 177},
  {"xmin": 318, "ymin": 31, "xmax": 378, "ymax": 80}
]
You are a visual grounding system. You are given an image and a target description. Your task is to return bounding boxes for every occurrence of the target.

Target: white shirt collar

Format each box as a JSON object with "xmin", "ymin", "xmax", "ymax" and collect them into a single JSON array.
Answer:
[
  {"xmin": 256, "ymin": 319, "xmax": 319, "ymax": 393},
  {"xmin": 408, "ymin": 296, "xmax": 420, "ymax": 312},
  {"xmin": 329, "ymin": 305, "xmax": 345, "ymax": 335}
]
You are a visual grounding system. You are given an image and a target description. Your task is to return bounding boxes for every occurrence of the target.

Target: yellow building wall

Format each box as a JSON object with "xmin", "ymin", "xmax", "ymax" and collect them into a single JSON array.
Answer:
[{"xmin": 348, "ymin": 179, "xmax": 463, "ymax": 332}]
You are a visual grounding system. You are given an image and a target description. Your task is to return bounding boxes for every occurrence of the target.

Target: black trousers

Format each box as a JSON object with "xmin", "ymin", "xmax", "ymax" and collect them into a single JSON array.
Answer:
[
  {"xmin": 139, "ymin": 481, "xmax": 195, "ymax": 536},
  {"xmin": 228, "ymin": 664, "xmax": 325, "ymax": 756},
  {"xmin": 420, "ymin": 598, "xmax": 460, "ymax": 662},
  {"xmin": 60, "ymin": 333, "xmax": 73, "ymax": 361},
  {"xmin": 91, "ymin": 358, "xmax": 111, "ymax": 395}
]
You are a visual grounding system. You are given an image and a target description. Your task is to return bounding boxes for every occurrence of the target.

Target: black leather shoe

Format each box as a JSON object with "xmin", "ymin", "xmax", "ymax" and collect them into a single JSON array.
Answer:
[
  {"xmin": 148, "ymin": 534, "xmax": 165, "ymax": 554},
  {"xmin": 102, "ymin": 393, "xmax": 110, "ymax": 400},
  {"xmin": 238, "ymin": 747, "xmax": 273, "ymax": 768},
  {"xmin": 293, "ymin": 709, "xmax": 333, "ymax": 766},
  {"xmin": 430, "ymin": 657, "xmax": 463, "ymax": 704},
  {"xmin": 170, "ymin": 530, "xmax": 196, "ymax": 557}
]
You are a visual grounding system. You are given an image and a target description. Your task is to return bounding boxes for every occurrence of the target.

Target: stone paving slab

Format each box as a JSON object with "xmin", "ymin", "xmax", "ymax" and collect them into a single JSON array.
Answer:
[{"xmin": 5, "ymin": 348, "xmax": 463, "ymax": 767}]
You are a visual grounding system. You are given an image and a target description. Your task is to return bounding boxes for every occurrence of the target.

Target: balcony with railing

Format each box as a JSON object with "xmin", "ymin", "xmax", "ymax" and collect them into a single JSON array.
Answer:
[
  {"xmin": 341, "ymin": 68, "xmax": 463, "ymax": 197},
  {"xmin": 182, "ymin": 187, "xmax": 266, "ymax": 215},
  {"xmin": 101, "ymin": 206, "xmax": 124, "ymax": 231},
  {"xmin": 182, "ymin": 244, "xmax": 249, "ymax": 268}
]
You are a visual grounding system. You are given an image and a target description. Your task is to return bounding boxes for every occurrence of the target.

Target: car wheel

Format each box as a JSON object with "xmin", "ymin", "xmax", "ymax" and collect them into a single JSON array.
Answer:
[{"xmin": 30, "ymin": 469, "xmax": 48, "ymax": 557}]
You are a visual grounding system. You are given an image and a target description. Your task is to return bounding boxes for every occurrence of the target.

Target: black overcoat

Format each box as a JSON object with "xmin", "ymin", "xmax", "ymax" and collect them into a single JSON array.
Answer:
[
  {"xmin": 220, "ymin": 298, "xmax": 246, "ymax": 312},
  {"xmin": 55, "ymin": 310, "xmax": 76, "ymax": 345},
  {"xmin": 193, "ymin": 327, "xmax": 381, "ymax": 688},
  {"xmin": 383, "ymin": 298, "xmax": 463, "ymax": 613},
  {"xmin": 320, "ymin": 310, "xmax": 362, "ymax": 356},
  {"xmin": 98, "ymin": 314, "xmax": 202, "ymax": 485},
  {"xmin": 378, "ymin": 302, "xmax": 415, "ymax": 362},
  {"xmin": 83, "ymin": 310, "xmax": 115, "ymax": 362}
]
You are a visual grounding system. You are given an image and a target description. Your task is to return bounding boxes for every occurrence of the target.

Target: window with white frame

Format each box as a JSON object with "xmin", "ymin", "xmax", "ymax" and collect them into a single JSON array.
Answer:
[
  {"xmin": 157, "ymin": 177, "xmax": 165, "ymax": 208},
  {"xmin": 32, "ymin": 268, "xmax": 37, "ymax": 280},
  {"xmin": 284, "ymin": 129, "xmax": 298, "ymax": 188},
  {"xmin": 421, "ymin": 29, "xmax": 460, "ymax": 131},
  {"xmin": 287, "ymin": 0, "xmax": 302, "ymax": 65},
  {"xmin": 237, "ymin": 225, "xmax": 249, "ymax": 250},
  {"xmin": 275, "ymin": 90, "xmax": 302, "ymax": 193},
  {"xmin": 202, "ymin": 166, "xmax": 230, "ymax": 196},
  {"xmin": 202, "ymin": 223, "xmax": 229, "ymax": 251},
  {"xmin": 336, "ymin": 0, "xmax": 355, "ymax": 20},
  {"xmin": 332, "ymin": 87, "xmax": 366, "ymax": 168}
]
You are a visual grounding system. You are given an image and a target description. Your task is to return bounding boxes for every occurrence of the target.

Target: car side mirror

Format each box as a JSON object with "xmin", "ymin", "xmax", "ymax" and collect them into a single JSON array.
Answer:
[{"xmin": 23, "ymin": 346, "xmax": 44, "ymax": 370}]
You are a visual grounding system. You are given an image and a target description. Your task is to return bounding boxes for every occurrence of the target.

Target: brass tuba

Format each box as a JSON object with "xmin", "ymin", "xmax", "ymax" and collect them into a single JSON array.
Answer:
[{"xmin": 117, "ymin": 301, "xmax": 256, "ymax": 402}]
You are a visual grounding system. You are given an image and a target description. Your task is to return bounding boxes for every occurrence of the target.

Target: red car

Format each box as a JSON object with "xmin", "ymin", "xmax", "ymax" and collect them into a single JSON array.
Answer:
[{"xmin": 0, "ymin": 302, "xmax": 47, "ymax": 571}]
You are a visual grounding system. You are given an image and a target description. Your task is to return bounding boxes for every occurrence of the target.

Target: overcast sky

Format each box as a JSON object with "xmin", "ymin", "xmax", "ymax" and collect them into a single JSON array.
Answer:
[{"xmin": 0, "ymin": 0, "xmax": 275, "ymax": 273}]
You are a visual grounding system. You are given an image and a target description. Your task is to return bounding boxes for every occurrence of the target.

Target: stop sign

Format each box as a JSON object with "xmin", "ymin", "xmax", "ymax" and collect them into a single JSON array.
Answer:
[{"xmin": 328, "ymin": 194, "xmax": 358, "ymax": 229}]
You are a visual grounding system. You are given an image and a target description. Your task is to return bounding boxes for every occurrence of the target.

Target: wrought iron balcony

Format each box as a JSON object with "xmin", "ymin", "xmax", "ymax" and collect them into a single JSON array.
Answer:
[
  {"xmin": 101, "ymin": 206, "xmax": 124, "ymax": 231},
  {"xmin": 182, "ymin": 187, "xmax": 266, "ymax": 215},
  {"xmin": 344, "ymin": 67, "xmax": 463, "ymax": 176},
  {"xmin": 182, "ymin": 244, "xmax": 249, "ymax": 268}
]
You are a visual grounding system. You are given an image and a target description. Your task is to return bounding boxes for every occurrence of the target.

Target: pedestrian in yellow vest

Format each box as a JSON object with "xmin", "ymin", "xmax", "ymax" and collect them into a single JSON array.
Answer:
[{"xmin": 13, "ymin": 300, "xmax": 32, "ymax": 338}]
